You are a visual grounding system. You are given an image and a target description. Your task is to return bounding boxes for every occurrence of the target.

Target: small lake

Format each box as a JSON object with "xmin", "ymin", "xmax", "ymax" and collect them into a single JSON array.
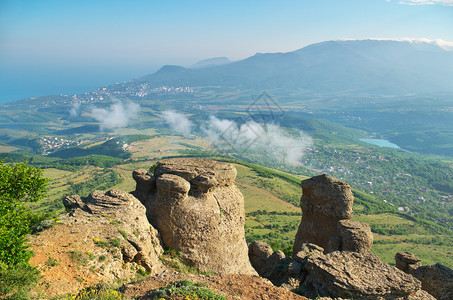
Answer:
[{"xmin": 359, "ymin": 139, "xmax": 401, "ymax": 149}]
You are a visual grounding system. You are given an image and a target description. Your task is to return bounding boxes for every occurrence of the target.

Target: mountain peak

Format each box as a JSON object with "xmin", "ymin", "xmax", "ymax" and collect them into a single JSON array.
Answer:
[{"xmin": 155, "ymin": 65, "xmax": 186, "ymax": 74}]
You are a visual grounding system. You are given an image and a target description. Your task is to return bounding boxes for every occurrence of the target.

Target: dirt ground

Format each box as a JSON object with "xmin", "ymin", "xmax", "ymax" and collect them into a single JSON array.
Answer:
[
  {"xmin": 29, "ymin": 221, "xmax": 307, "ymax": 299},
  {"xmin": 29, "ymin": 218, "xmax": 137, "ymax": 298},
  {"xmin": 122, "ymin": 270, "xmax": 308, "ymax": 300}
]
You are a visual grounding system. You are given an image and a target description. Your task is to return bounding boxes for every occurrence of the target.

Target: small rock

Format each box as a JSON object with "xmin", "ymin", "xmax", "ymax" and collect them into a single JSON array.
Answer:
[
  {"xmin": 63, "ymin": 195, "xmax": 84, "ymax": 210},
  {"xmin": 293, "ymin": 243, "xmax": 324, "ymax": 264},
  {"xmin": 395, "ymin": 252, "xmax": 421, "ymax": 274},
  {"xmin": 287, "ymin": 261, "xmax": 302, "ymax": 275},
  {"xmin": 249, "ymin": 241, "xmax": 274, "ymax": 275}
]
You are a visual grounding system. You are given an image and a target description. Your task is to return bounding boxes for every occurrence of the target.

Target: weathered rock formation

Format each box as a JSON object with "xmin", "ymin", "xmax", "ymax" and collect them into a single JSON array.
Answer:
[
  {"xmin": 412, "ymin": 263, "xmax": 453, "ymax": 300},
  {"xmin": 30, "ymin": 190, "xmax": 164, "ymax": 296},
  {"xmin": 31, "ymin": 164, "xmax": 449, "ymax": 299},
  {"xmin": 395, "ymin": 251, "xmax": 421, "ymax": 274},
  {"xmin": 248, "ymin": 240, "xmax": 306, "ymax": 290},
  {"xmin": 249, "ymin": 240, "xmax": 437, "ymax": 299},
  {"xmin": 84, "ymin": 190, "xmax": 163, "ymax": 271},
  {"xmin": 293, "ymin": 174, "xmax": 372, "ymax": 255},
  {"xmin": 133, "ymin": 158, "xmax": 256, "ymax": 275},
  {"xmin": 282, "ymin": 174, "xmax": 434, "ymax": 299},
  {"xmin": 304, "ymin": 251, "xmax": 434, "ymax": 299}
]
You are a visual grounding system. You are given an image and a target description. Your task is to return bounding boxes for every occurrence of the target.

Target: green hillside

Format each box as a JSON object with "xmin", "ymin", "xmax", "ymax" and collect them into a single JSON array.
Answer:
[{"xmin": 5, "ymin": 142, "xmax": 449, "ymax": 268}]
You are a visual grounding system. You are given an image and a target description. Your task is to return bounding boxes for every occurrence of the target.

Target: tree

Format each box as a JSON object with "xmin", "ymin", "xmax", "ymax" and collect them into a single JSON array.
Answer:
[
  {"xmin": 0, "ymin": 160, "xmax": 48, "ymax": 296},
  {"xmin": 0, "ymin": 160, "xmax": 48, "ymax": 204}
]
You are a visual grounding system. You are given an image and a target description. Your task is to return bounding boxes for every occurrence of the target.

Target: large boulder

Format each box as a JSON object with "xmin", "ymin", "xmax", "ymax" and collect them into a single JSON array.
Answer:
[
  {"xmin": 412, "ymin": 263, "xmax": 453, "ymax": 300},
  {"xmin": 248, "ymin": 241, "xmax": 274, "ymax": 275},
  {"xmin": 293, "ymin": 174, "xmax": 354, "ymax": 254},
  {"xmin": 133, "ymin": 158, "xmax": 256, "ymax": 275},
  {"xmin": 304, "ymin": 251, "xmax": 434, "ymax": 300}
]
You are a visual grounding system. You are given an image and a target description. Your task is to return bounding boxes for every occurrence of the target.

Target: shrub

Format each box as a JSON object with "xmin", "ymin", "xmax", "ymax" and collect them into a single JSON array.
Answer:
[
  {"xmin": 0, "ymin": 261, "xmax": 41, "ymax": 297},
  {"xmin": 150, "ymin": 280, "xmax": 226, "ymax": 300}
]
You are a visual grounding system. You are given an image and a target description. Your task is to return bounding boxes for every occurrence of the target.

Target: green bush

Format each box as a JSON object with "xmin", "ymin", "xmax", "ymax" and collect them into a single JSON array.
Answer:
[
  {"xmin": 0, "ymin": 160, "xmax": 48, "ymax": 297},
  {"xmin": 0, "ymin": 262, "xmax": 41, "ymax": 296},
  {"xmin": 150, "ymin": 280, "xmax": 226, "ymax": 300}
]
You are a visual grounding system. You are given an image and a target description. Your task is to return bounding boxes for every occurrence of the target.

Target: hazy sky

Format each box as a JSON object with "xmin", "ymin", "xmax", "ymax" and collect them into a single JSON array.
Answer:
[{"xmin": 1, "ymin": 0, "xmax": 452, "ymax": 102}]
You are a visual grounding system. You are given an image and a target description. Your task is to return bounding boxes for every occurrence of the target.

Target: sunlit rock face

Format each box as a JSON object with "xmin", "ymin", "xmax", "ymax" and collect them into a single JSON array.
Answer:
[{"xmin": 133, "ymin": 158, "xmax": 257, "ymax": 275}]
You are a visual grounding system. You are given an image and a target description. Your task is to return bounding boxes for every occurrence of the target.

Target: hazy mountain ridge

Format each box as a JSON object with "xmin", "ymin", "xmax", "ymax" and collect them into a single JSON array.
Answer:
[
  {"xmin": 191, "ymin": 56, "xmax": 232, "ymax": 68},
  {"xmin": 137, "ymin": 39, "xmax": 453, "ymax": 95},
  {"xmin": 3, "ymin": 39, "xmax": 452, "ymax": 109}
]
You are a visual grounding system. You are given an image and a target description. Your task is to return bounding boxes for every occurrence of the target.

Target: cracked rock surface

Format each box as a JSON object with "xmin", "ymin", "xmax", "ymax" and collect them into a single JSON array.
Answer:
[{"xmin": 305, "ymin": 251, "xmax": 434, "ymax": 299}]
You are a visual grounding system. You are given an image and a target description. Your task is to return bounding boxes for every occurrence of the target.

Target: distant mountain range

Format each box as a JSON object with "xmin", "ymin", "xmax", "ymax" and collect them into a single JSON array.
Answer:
[{"xmin": 137, "ymin": 39, "xmax": 453, "ymax": 95}]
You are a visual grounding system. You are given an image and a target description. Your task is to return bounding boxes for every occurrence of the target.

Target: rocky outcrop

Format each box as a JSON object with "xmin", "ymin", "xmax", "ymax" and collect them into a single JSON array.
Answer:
[
  {"xmin": 253, "ymin": 241, "xmax": 434, "ymax": 299},
  {"xmin": 395, "ymin": 252, "xmax": 453, "ymax": 300},
  {"xmin": 293, "ymin": 174, "xmax": 372, "ymax": 255},
  {"xmin": 133, "ymin": 158, "xmax": 256, "ymax": 275},
  {"xmin": 395, "ymin": 252, "xmax": 421, "ymax": 274},
  {"xmin": 286, "ymin": 175, "xmax": 434, "ymax": 299},
  {"xmin": 33, "ymin": 165, "xmax": 449, "ymax": 299},
  {"xmin": 83, "ymin": 190, "xmax": 164, "ymax": 271},
  {"xmin": 293, "ymin": 174, "xmax": 353, "ymax": 253},
  {"xmin": 30, "ymin": 190, "xmax": 164, "ymax": 296},
  {"xmin": 412, "ymin": 263, "xmax": 453, "ymax": 300},
  {"xmin": 304, "ymin": 251, "xmax": 434, "ymax": 300}
]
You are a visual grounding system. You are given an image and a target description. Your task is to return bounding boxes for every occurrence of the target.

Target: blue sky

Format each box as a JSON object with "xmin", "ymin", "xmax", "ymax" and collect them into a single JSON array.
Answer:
[{"xmin": 0, "ymin": 0, "xmax": 452, "ymax": 102}]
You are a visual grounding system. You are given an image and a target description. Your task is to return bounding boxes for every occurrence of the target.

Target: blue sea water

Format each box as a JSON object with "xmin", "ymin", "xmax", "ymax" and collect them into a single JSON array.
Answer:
[{"xmin": 0, "ymin": 64, "xmax": 160, "ymax": 104}]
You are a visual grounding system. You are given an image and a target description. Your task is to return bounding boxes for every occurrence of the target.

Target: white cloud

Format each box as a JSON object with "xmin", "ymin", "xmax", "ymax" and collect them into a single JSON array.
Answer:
[
  {"xmin": 203, "ymin": 116, "xmax": 313, "ymax": 165},
  {"xmin": 90, "ymin": 100, "xmax": 140, "ymax": 130},
  {"xmin": 69, "ymin": 102, "xmax": 81, "ymax": 117},
  {"xmin": 397, "ymin": 0, "xmax": 453, "ymax": 6},
  {"xmin": 162, "ymin": 110, "xmax": 193, "ymax": 137}
]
